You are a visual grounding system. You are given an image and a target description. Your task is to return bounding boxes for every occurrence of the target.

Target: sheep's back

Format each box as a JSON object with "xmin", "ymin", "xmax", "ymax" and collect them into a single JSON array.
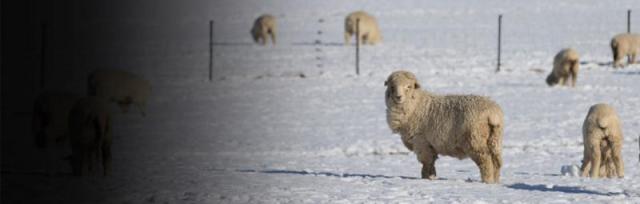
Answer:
[{"xmin": 419, "ymin": 94, "xmax": 502, "ymax": 156}]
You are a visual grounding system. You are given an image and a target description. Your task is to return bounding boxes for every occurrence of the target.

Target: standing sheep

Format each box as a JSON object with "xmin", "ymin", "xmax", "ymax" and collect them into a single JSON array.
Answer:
[
  {"xmin": 250, "ymin": 14, "xmax": 276, "ymax": 45},
  {"xmin": 385, "ymin": 71, "xmax": 504, "ymax": 183},
  {"xmin": 68, "ymin": 96, "xmax": 112, "ymax": 176},
  {"xmin": 32, "ymin": 91, "xmax": 80, "ymax": 175},
  {"xmin": 611, "ymin": 33, "xmax": 640, "ymax": 68},
  {"xmin": 88, "ymin": 69, "xmax": 151, "ymax": 117},
  {"xmin": 344, "ymin": 11, "xmax": 382, "ymax": 45},
  {"xmin": 580, "ymin": 103, "xmax": 624, "ymax": 178},
  {"xmin": 546, "ymin": 48, "xmax": 579, "ymax": 87}
]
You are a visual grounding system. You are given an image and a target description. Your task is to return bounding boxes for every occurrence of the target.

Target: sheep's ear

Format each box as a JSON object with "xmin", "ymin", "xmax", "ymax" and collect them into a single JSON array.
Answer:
[
  {"xmin": 414, "ymin": 82, "xmax": 420, "ymax": 89},
  {"xmin": 384, "ymin": 80, "xmax": 388, "ymax": 86}
]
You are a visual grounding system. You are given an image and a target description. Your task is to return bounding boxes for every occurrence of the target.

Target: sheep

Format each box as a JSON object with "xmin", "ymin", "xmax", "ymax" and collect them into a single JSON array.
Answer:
[
  {"xmin": 344, "ymin": 11, "xmax": 382, "ymax": 45},
  {"xmin": 68, "ymin": 96, "xmax": 112, "ymax": 176},
  {"xmin": 88, "ymin": 69, "xmax": 151, "ymax": 116},
  {"xmin": 385, "ymin": 71, "xmax": 504, "ymax": 183},
  {"xmin": 580, "ymin": 103, "xmax": 624, "ymax": 178},
  {"xmin": 611, "ymin": 33, "xmax": 640, "ymax": 68},
  {"xmin": 250, "ymin": 14, "xmax": 276, "ymax": 45},
  {"xmin": 32, "ymin": 91, "xmax": 80, "ymax": 175},
  {"xmin": 546, "ymin": 48, "xmax": 579, "ymax": 87}
]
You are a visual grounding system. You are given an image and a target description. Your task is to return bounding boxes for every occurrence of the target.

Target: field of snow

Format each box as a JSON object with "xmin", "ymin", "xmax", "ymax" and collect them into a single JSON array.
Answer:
[{"xmin": 3, "ymin": 0, "xmax": 640, "ymax": 203}]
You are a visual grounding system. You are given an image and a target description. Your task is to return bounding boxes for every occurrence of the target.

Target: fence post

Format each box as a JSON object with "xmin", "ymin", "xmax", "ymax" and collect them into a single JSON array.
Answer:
[
  {"xmin": 209, "ymin": 20, "xmax": 214, "ymax": 82},
  {"xmin": 40, "ymin": 23, "xmax": 47, "ymax": 88},
  {"xmin": 355, "ymin": 18, "xmax": 360, "ymax": 75},
  {"xmin": 496, "ymin": 15, "xmax": 502, "ymax": 72},
  {"xmin": 628, "ymin": 9, "xmax": 632, "ymax": 33}
]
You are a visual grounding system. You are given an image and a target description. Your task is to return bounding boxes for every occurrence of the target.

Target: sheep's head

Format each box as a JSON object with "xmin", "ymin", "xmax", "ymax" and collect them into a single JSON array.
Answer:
[
  {"xmin": 545, "ymin": 73, "xmax": 558, "ymax": 86},
  {"xmin": 250, "ymin": 27, "xmax": 259, "ymax": 43},
  {"xmin": 384, "ymin": 71, "xmax": 421, "ymax": 106}
]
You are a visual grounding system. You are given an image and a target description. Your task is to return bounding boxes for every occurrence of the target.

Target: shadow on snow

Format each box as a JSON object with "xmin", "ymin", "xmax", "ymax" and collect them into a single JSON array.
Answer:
[
  {"xmin": 234, "ymin": 169, "xmax": 421, "ymax": 180},
  {"xmin": 506, "ymin": 183, "xmax": 623, "ymax": 196}
]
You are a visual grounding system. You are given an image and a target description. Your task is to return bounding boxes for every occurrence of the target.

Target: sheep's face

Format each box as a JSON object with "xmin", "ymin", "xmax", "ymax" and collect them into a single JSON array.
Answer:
[{"xmin": 385, "ymin": 71, "xmax": 420, "ymax": 105}]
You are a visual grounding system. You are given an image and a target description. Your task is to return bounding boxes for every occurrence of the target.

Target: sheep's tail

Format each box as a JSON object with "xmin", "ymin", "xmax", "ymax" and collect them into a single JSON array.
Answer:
[{"xmin": 487, "ymin": 113, "xmax": 503, "ymax": 170}]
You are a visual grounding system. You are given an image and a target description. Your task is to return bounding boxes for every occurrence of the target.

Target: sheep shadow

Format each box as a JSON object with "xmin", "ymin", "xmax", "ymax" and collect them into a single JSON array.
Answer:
[
  {"xmin": 506, "ymin": 183, "xmax": 623, "ymax": 196},
  {"xmin": 579, "ymin": 61, "xmax": 612, "ymax": 67},
  {"xmin": 234, "ymin": 169, "xmax": 421, "ymax": 180},
  {"xmin": 612, "ymin": 70, "xmax": 640, "ymax": 75},
  {"xmin": 513, "ymin": 171, "xmax": 561, "ymax": 177}
]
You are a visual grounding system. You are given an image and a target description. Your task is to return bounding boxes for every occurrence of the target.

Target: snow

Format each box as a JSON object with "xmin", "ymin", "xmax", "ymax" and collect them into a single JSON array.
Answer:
[{"xmin": 4, "ymin": 0, "xmax": 640, "ymax": 203}]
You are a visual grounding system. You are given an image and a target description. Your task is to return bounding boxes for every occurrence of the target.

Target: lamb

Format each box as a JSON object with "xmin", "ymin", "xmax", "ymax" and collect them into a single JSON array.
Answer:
[
  {"xmin": 546, "ymin": 48, "xmax": 579, "ymax": 87},
  {"xmin": 68, "ymin": 96, "xmax": 112, "ymax": 176},
  {"xmin": 250, "ymin": 14, "xmax": 277, "ymax": 45},
  {"xmin": 610, "ymin": 33, "xmax": 640, "ymax": 68},
  {"xmin": 32, "ymin": 91, "xmax": 80, "ymax": 175},
  {"xmin": 344, "ymin": 11, "xmax": 382, "ymax": 45},
  {"xmin": 88, "ymin": 69, "xmax": 151, "ymax": 116},
  {"xmin": 385, "ymin": 71, "xmax": 504, "ymax": 183},
  {"xmin": 580, "ymin": 103, "xmax": 624, "ymax": 178}
]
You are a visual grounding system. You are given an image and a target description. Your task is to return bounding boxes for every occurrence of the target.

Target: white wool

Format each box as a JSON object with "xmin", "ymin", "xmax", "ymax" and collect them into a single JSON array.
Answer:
[{"xmin": 385, "ymin": 71, "xmax": 504, "ymax": 184}]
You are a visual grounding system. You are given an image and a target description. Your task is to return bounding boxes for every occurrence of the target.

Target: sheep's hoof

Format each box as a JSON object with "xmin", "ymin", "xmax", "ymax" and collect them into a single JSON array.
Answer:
[
  {"xmin": 483, "ymin": 180, "xmax": 498, "ymax": 184},
  {"xmin": 421, "ymin": 174, "xmax": 437, "ymax": 180}
]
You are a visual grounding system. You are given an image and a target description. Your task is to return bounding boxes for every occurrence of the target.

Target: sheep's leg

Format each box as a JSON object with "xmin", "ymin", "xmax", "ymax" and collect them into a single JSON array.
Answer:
[
  {"xmin": 580, "ymin": 143, "xmax": 592, "ymax": 177},
  {"xmin": 598, "ymin": 141, "xmax": 613, "ymax": 178},
  {"xmin": 588, "ymin": 140, "xmax": 602, "ymax": 178},
  {"xmin": 344, "ymin": 32, "xmax": 351, "ymax": 45},
  {"xmin": 570, "ymin": 68, "xmax": 578, "ymax": 87},
  {"xmin": 261, "ymin": 29, "xmax": 269, "ymax": 46},
  {"xmin": 609, "ymin": 139, "xmax": 624, "ymax": 178},
  {"xmin": 361, "ymin": 33, "xmax": 369, "ymax": 45},
  {"xmin": 417, "ymin": 145, "xmax": 437, "ymax": 180},
  {"xmin": 580, "ymin": 158, "xmax": 592, "ymax": 177},
  {"xmin": 470, "ymin": 153, "xmax": 496, "ymax": 183},
  {"xmin": 630, "ymin": 53, "xmax": 637, "ymax": 64},
  {"xmin": 269, "ymin": 29, "xmax": 276, "ymax": 45},
  {"xmin": 490, "ymin": 149, "xmax": 502, "ymax": 183},
  {"xmin": 558, "ymin": 77, "xmax": 565, "ymax": 86}
]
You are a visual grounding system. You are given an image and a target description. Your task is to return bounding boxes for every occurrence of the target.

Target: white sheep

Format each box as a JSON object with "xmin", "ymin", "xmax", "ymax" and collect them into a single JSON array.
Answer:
[
  {"xmin": 546, "ymin": 48, "xmax": 579, "ymax": 87},
  {"xmin": 32, "ymin": 91, "xmax": 80, "ymax": 175},
  {"xmin": 68, "ymin": 96, "xmax": 112, "ymax": 176},
  {"xmin": 88, "ymin": 69, "xmax": 151, "ymax": 116},
  {"xmin": 344, "ymin": 11, "xmax": 382, "ymax": 45},
  {"xmin": 385, "ymin": 71, "xmax": 504, "ymax": 183},
  {"xmin": 611, "ymin": 33, "xmax": 640, "ymax": 68},
  {"xmin": 580, "ymin": 103, "xmax": 624, "ymax": 178},
  {"xmin": 251, "ymin": 14, "xmax": 277, "ymax": 45}
]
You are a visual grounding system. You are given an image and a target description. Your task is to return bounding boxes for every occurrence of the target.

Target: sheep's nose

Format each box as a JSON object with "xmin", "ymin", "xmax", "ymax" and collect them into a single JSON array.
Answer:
[{"xmin": 395, "ymin": 95, "xmax": 403, "ymax": 101}]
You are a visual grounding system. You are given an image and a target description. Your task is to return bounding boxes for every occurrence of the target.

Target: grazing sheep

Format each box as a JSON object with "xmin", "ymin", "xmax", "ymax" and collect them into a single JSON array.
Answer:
[
  {"xmin": 88, "ymin": 69, "xmax": 151, "ymax": 116},
  {"xmin": 580, "ymin": 103, "xmax": 624, "ymax": 178},
  {"xmin": 344, "ymin": 11, "xmax": 382, "ymax": 45},
  {"xmin": 68, "ymin": 96, "xmax": 112, "ymax": 176},
  {"xmin": 546, "ymin": 48, "xmax": 579, "ymax": 87},
  {"xmin": 611, "ymin": 33, "xmax": 640, "ymax": 68},
  {"xmin": 385, "ymin": 71, "xmax": 504, "ymax": 183},
  {"xmin": 250, "ymin": 14, "xmax": 276, "ymax": 45},
  {"xmin": 32, "ymin": 91, "xmax": 80, "ymax": 175}
]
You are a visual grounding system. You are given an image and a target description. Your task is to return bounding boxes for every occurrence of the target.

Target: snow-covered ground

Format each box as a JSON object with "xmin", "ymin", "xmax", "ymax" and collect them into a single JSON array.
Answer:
[{"xmin": 4, "ymin": 0, "xmax": 640, "ymax": 203}]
